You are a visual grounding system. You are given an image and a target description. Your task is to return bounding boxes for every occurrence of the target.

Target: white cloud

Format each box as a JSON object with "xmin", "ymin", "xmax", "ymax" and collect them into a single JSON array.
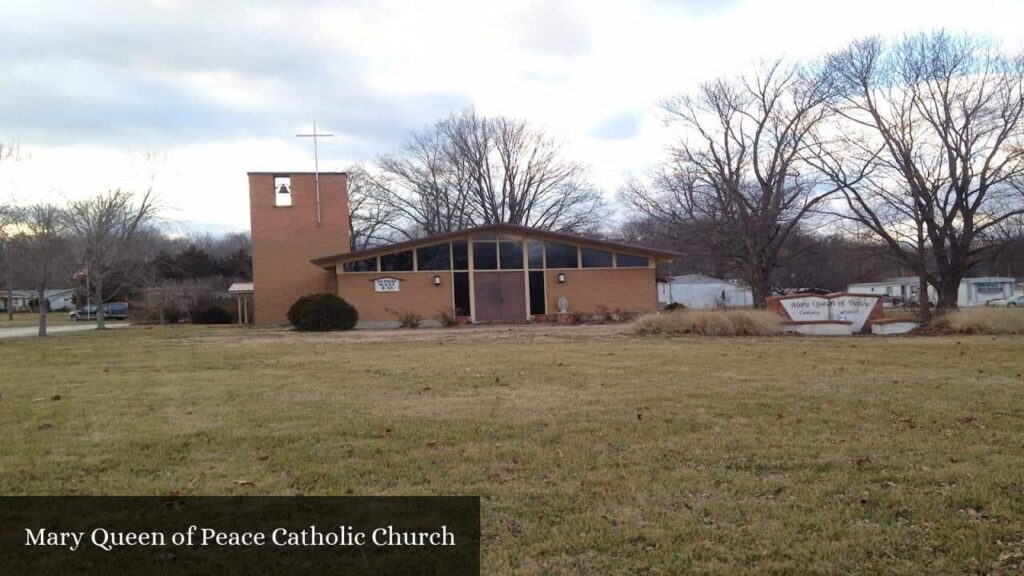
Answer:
[{"xmin": 3, "ymin": 0, "xmax": 1023, "ymax": 233}]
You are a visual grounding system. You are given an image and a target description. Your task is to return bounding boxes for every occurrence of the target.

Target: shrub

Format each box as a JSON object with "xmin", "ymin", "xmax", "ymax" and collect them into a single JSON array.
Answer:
[
  {"xmin": 191, "ymin": 305, "xmax": 233, "ymax": 325},
  {"xmin": 613, "ymin": 308, "xmax": 639, "ymax": 322},
  {"xmin": 633, "ymin": 309, "xmax": 782, "ymax": 336},
  {"xmin": 664, "ymin": 302, "xmax": 686, "ymax": 311},
  {"xmin": 930, "ymin": 308, "xmax": 1024, "ymax": 335},
  {"xmin": 287, "ymin": 294, "xmax": 359, "ymax": 331},
  {"xmin": 434, "ymin": 307, "xmax": 458, "ymax": 328},
  {"xmin": 388, "ymin": 308, "xmax": 423, "ymax": 329},
  {"xmin": 162, "ymin": 307, "xmax": 181, "ymax": 324}
]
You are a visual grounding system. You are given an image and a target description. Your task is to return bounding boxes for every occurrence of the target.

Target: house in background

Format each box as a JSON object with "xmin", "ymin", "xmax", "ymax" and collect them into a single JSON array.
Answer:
[
  {"xmin": 847, "ymin": 276, "xmax": 1017, "ymax": 307},
  {"xmin": 0, "ymin": 288, "xmax": 76, "ymax": 312},
  {"xmin": 657, "ymin": 274, "xmax": 753, "ymax": 309}
]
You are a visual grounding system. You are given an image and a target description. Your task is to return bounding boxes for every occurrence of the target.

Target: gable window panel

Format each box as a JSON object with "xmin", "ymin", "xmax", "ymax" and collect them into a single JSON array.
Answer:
[
  {"xmin": 616, "ymin": 253, "xmax": 649, "ymax": 268},
  {"xmin": 545, "ymin": 242, "xmax": 578, "ymax": 268},
  {"xmin": 380, "ymin": 250, "xmax": 414, "ymax": 271},
  {"xmin": 528, "ymin": 239, "xmax": 544, "ymax": 269},
  {"xmin": 473, "ymin": 242, "xmax": 498, "ymax": 270},
  {"xmin": 416, "ymin": 243, "xmax": 451, "ymax": 270},
  {"xmin": 581, "ymin": 247, "xmax": 613, "ymax": 268},
  {"xmin": 499, "ymin": 242, "xmax": 524, "ymax": 269},
  {"xmin": 452, "ymin": 240, "xmax": 469, "ymax": 270}
]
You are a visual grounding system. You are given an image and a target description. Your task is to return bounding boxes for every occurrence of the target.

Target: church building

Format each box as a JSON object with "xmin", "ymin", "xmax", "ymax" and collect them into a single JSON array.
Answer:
[{"xmin": 248, "ymin": 171, "xmax": 674, "ymax": 325}]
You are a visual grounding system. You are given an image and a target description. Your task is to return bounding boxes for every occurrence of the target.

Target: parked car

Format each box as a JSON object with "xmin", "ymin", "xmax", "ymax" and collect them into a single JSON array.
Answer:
[
  {"xmin": 69, "ymin": 302, "xmax": 130, "ymax": 321},
  {"xmin": 986, "ymin": 295, "xmax": 1024, "ymax": 308}
]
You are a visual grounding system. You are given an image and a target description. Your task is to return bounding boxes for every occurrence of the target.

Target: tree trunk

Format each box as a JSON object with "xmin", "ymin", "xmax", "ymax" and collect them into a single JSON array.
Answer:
[
  {"xmin": 159, "ymin": 285, "xmax": 166, "ymax": 325},
  {"xmin": 95, "ymin": 275, "xmax": 106, "ymax": 330},
  {"xmin": 916, "ymin": 274, "xmax": 931, "ymax": 322},
  {"xmin": 37, "ymin": 286, "xmax": 48, "ymax": 337},
  {"xmin": 935, "ymin": 276, "xmax": 961, "ymax": 314},
  {"xmin": 4, "ymin": 260, "xmax": 12, "ymax": 321},
  {"xmin": 748, "ymin": 262, "xmax": 771, "ymax": 309}
]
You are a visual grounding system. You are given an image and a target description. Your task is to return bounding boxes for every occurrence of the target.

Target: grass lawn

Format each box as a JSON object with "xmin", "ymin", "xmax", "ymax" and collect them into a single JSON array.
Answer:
[
  {"xmin": 1, "ymin": 324, "xmax": 1022, "ymax": 574},
  {"xmin": 0, "ymin": 312, "xmax": 76, "ymax": 329}
]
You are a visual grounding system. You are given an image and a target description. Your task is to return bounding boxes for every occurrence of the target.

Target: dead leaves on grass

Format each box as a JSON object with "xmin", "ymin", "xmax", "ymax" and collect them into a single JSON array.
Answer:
[{"xmin": 31, "ymin": 394, "xmax": 62, "ymax": 402}]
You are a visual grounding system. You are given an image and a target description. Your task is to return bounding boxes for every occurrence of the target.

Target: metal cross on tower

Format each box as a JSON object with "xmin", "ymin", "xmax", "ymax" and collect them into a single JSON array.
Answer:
[{"xmin": 296, "ymin": 121, "xmax": 334, "ymax": 225}]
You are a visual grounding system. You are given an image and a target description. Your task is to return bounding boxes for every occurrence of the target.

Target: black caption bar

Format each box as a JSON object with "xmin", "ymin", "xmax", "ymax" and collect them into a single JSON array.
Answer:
[{"xmin": 0, "ymin": 496, "xmax": 480, "ymax": 575}]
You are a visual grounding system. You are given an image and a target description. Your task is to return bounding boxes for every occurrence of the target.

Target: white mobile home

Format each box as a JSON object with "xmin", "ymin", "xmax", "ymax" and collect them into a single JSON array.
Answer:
[
  {"xmin": 847, "ymin": 276, "xmax": 1016, "ymax": 307},
  {"xmin": 658, "ymin": 274, "xmax": 753, "ymax": 309},
  {"xmin": 0, "ymin": 288, "xmax": 76, "ymax": 312}
]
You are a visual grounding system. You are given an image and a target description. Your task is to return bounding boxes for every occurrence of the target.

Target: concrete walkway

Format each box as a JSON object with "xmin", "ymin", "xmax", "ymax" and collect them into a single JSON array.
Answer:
[{"xmin": 0, "ymin": 322, "xmax": 132, "ymax": 340}]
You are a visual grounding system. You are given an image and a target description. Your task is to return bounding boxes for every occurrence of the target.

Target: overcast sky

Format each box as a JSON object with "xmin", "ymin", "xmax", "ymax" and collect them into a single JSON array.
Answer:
[{"xmin": 3, "ymin": 0, "xmax": 1023, "ymax": 234}]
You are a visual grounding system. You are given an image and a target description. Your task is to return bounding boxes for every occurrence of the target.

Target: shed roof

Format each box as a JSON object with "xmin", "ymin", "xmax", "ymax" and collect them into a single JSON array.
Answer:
[
  {"xmin": 311, "ymin": 223, "xmax": 681, "ymax": 268},
  {"xmin": 227, "ymin": 282, "xmax": 254, "ymax": 294}
]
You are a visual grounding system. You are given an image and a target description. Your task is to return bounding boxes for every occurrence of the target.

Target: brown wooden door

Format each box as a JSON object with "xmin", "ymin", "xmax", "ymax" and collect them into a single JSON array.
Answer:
[{"xmin": 473, "ymin": 271, "xmax": 526, "ymax": 323}]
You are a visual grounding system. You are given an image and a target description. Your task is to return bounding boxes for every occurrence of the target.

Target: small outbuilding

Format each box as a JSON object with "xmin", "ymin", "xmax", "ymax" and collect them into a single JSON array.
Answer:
[
  {"xmin": 0, "ymin": 288, "xmax": 76, "ymax": 312},
  {"xmin": 227, "ymin": 282, "xmax": 254, "ymax": 324},
  {"xmin": 657, "ymin": 274, "xmax": 753, "ymax": 309}
]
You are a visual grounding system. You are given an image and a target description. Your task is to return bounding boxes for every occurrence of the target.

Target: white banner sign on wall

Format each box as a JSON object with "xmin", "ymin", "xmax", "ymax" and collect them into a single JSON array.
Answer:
[{"xmin": 374, "ymin": 277, "xmax": 401, "ymax": 292}]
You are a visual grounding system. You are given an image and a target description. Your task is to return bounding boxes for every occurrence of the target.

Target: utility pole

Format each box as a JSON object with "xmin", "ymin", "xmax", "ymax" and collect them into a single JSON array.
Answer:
[{"xmin": 296, "ymin": 122, "xmax": 334, "ymax": 226}]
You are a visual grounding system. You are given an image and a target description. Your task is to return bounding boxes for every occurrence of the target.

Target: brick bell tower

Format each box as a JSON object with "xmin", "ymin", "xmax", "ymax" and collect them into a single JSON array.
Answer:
[{"xmin": 247, "ymin": 172, "xmax": 349, "ymax": 323}]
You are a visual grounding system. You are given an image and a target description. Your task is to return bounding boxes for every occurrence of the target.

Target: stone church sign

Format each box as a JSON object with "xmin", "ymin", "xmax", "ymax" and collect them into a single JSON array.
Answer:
[{"xmin": 768, "ymin": 292, "xmax": 884, "ymax": 334}]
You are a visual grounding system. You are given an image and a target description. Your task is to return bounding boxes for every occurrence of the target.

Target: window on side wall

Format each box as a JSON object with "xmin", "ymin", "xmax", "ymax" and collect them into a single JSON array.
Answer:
[
  {"xmin": 380, "ymin": 250, "xmax": 414, "ymax": 271},
  {"xmin": 416, "ymin": 243, "xmax": 451, "ymax": 270},
  {"xmin": 616, "ymin": 253, "xmax": 648, "ymax": 268},
  {"xmin": 581, "ymin": 247, "xmax": 613, "ymax": 268},
  {"xmin": 274, "ymin": 175, "xmax": 292, "ymax": 207},
  {"xmin": 342, "ymin": 257, "xmax": 378, "ymax": 272}
]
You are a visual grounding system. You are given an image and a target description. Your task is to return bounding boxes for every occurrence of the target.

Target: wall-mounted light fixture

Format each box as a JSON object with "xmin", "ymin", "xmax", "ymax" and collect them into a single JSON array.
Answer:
[
  {"xmin": 557, "ymin": 272, "xmax": 566, "ymax": 284},
  {"xmin": 433, "ymin": 275, "xmax": 442, "ymax": 286}
]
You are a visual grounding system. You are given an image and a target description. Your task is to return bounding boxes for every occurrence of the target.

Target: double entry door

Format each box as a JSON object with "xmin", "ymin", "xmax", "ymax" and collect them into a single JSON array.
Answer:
[{"xmin": 473, "ymin": 271, "xmax": 526, "ymax": 323}]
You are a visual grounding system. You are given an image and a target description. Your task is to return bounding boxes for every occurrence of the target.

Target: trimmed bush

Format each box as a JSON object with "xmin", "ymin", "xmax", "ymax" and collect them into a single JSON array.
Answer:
[
  {"xmin": 191, "ymin": 305, "xmax": 233, "ymax": 325},
  {"xmin": 287, "ymin": 294, "xmax": 359, "ymax": 331},
  {"xmin": 633, "ymin": 309, "xmax": 782, "ymax": 336}
]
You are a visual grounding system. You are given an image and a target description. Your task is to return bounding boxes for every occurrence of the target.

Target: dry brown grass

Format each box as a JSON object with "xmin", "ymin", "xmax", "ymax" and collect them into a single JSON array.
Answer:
[
  {"xmin": 633, "ymin": 309, "xmax": 783, "ymax": 336},
  {"xmin": 932, "ymin": 307, "xmax": 1024, "ymax": 335},
  {"xmin": 2, "ymin": 324, "xmax": 1024, "ymax": 574}
]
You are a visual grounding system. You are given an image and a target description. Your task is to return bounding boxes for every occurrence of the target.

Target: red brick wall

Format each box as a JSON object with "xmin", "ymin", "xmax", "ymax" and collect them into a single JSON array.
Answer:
[
  {"xmin": 544, "ymin": 268, "xmax": 658, "ymax": 314},
  {"xmin": 249, "ymin": 173, "xmax": 349, "ymax": 324},
  {"xmin": 336, "ymin": 271, "xmax": 455, "ymax": 322}
]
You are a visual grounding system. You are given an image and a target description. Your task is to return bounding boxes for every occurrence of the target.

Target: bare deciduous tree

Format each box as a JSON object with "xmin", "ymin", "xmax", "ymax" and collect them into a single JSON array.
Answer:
[
  {"xmin": 361, "ymin": 108, "xmax": 607, "ymax": 238},
  {"xmin": 66, "ymin": 189, "xmax": 157, "ymax": 329},
  {"xmin": 0, "ymin": 140, "xmax": 24, "ymax": 320},
  {"xmin": 346, "ymin": 165, "xmax": 402, "ymax": 250},
  {"xmin": 22, "ymin": 204, "xmax": 68, "ymax": 336},
  {"xmin": 817, "ymin": 31, "xmax": 1024, "ymax": 312},
  {"xmin": 622, "ymin": 60, "xmax": 848, "ymax": 306}
]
